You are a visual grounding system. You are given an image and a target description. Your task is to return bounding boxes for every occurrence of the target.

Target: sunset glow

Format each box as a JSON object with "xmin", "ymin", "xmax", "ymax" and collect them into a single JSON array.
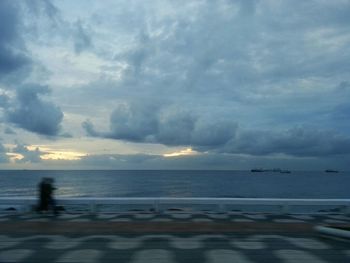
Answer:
[{"xmin": 163, "ymin": 148, "xmax": 198, "ymax": 158}]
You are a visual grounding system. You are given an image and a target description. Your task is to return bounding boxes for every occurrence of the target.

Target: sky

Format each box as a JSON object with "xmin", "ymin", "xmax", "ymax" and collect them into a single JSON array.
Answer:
[{"xmin": 0, "ymin": 0, "xmax": 350, "ymax": 170}]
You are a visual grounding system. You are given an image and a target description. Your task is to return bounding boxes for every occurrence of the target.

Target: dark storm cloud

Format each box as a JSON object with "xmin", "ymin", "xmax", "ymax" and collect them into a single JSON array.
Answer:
[
  {"xmin": 0, "ymin": 0, "xmax": 30, "ymax": 79},
  {"xmin": 0, "ymin": 48, "xmax": 29, "ymax": 77},
  {"xmin": 83, "ymin": 101, "xmax": 238, "ymax": 147},
  {"xmin": 5, "ymin": 84, "xmax": 63, "ymax": 136},
  {"xmin": 83, "ymin": 101, "xmax": 350, "ymax": 158},
  {"xmin": 0, "ymin": 1, "xmax": 64, "ymax": 137},
  {"xmin": 223, "ymin": 127, "xmax": 350, "ymax": 157},
  {"xmin": 70, "ymin": 0, "xmax": 350, "ymax": 165},
  {"xmin": 71, "ymin": 0, "xmax": 350, "ymax": 108},
  {"xmin": 0, "ymin": 81, "xmax": 64, "ymax": 138},
  {"xmin": 108, "ymin": 102, "xmax": 159, "ymax": 142},
  {"xmin": 62, "ymin": 0, "xmax": 350, "ymax": 114}
]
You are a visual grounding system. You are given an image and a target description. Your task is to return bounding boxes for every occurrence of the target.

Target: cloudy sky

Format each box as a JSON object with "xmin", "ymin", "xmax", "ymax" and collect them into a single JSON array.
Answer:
[{"xmin": 0, "ymin": 0, "xmax": 350, "ymax": 170}]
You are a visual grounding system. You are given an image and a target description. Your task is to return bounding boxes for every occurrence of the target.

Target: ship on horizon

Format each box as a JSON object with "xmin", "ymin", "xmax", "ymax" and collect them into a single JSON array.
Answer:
[
  {"xmin": 325, "ymin": 169, "xmax": 339, "ymax": 173},
  {"xmin": 251, "ymin": 168, "xmax": 291, "ymax": 174},
  {"xmin": 251, "ymin": 168, "xmax": 266, "ymax": 172}
]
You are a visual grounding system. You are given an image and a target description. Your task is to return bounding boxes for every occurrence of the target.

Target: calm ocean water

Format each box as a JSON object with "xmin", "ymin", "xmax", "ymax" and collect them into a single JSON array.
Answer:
[{"xmin": 0, "ymin": 170, "xmax": 349, "ymax": 199}]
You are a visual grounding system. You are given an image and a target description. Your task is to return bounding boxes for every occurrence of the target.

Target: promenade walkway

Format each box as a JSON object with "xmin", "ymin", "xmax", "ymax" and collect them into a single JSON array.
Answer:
[{"xmin": 1, "ymin": 212, "xmax": 350, "ymax": 262}]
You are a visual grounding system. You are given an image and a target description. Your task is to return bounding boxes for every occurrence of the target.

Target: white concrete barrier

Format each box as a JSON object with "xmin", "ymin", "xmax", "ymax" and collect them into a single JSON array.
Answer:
[
  {"xmin": 315, "ymin": 225, "xmax": 350, "ymax": 239},
  {"xmin": 0, "ymin": 197, "xmax": 349, "ymax": 214}
]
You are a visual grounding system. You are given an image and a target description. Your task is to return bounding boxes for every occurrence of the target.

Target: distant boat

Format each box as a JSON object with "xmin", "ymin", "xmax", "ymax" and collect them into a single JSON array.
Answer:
[
  {"xmin": 280, "ymin": 170, "xmax": 291, "ymax": 174},
  {"xmin": 325, "ymin": 169, "xmax": 339, "ymax": 173},
  {"xmin": 251, "ymin": 168, "xmax": 291, "ymax": 174},
  {"xmin": 251, "ymin": 169, "xmax": 265, "ymax": 172}
]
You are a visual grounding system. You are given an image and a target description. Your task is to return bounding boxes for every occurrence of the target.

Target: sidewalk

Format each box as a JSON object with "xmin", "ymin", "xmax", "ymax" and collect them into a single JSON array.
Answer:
[{"xmin": 1, "ymin": 212, "xmax": 350, "ymax": 262}]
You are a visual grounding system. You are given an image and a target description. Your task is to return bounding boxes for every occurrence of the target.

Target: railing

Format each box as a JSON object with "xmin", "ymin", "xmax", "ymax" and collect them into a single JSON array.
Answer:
[{"xmin": 0, "ymin": 197, "xmax": 350, "ymax": 214}]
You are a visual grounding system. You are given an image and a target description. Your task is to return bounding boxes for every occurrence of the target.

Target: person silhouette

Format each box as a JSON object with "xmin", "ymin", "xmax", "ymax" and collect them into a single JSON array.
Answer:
[{"xmin": 37, "ymin": 177, "xmax": 58, "ymax": 215}]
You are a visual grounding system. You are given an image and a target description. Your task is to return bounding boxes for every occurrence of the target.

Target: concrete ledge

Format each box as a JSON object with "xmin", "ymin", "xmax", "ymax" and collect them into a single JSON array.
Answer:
[
  {"xmin": 315, "ymin": 225, "xmax": 350, "ymax": 240},
  {"xmin": 1, "ymin": 197, "xmax": 350, "ymax": 214}
]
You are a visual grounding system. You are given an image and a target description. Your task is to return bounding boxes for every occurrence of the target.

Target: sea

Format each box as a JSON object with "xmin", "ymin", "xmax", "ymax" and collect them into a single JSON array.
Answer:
[{"xmin": 0, "ymin": 170, "xmax": 349, "ymax": 199}]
